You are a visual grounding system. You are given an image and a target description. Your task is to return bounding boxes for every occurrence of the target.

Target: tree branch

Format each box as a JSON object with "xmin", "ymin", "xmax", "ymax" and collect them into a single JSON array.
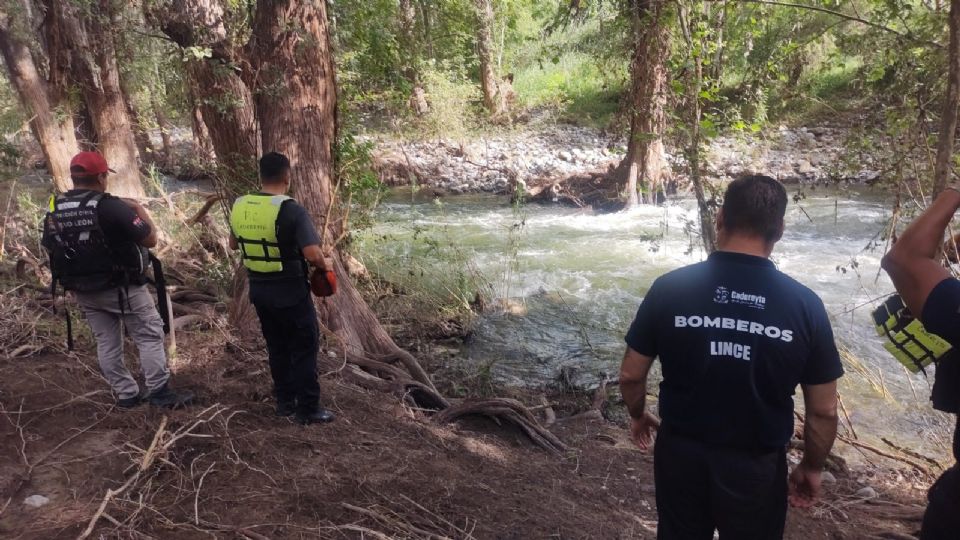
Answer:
[{"xmin": 737, "ymin": 0, "xmax": 944, "ymax": 49}]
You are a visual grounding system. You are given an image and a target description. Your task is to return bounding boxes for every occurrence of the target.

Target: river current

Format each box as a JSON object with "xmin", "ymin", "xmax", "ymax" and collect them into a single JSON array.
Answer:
[{"xmin": 357, "ymin": 187, "xmax": 954, "ymax": 461}]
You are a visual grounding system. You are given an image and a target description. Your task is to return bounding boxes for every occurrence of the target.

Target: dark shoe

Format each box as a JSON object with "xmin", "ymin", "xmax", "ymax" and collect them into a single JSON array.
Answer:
[
  {"xmin": 117, "ymin": 394, "xmax": 143, "ymax": 409},
  {"xmin": 148, "ymin": 383, "xmax": 195, "ymax": 409},
  {"xmin": 295, "ymin": 409, "xmax": 335, "ymax": 425},
  {"xmin": 275, "ymin": 401, "xmax": 296, "ymax": 417}
]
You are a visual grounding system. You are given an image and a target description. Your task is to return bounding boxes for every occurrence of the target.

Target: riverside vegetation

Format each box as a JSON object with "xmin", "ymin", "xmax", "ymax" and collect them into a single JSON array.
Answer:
[{"xmin": 1, "ymin": 1, "xmax": 959, "ymax": 538}]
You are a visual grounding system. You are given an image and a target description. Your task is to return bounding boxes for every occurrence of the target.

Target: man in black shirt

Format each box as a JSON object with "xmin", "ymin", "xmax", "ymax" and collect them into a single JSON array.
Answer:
[
  {"xmin": 42, "ymin": 151, "xmax": 193, "ymax": 409},
  {"xmin": 621, "ymin": 175, "xmax": 844, "ymax": 539},
  {"xmin": 229, "ymin": 152, "xmax": 335, "ymax": 425},
  {"xmin": 881, "ymin": 186, "xmax": 960, "ymax": 540}
]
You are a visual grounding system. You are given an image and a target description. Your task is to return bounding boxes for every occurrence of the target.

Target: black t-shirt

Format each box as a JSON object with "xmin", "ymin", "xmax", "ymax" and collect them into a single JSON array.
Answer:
[
  {"xmin": 245, "ymin": 196, "xmax": 321, "ymax": 308},
  {"xmin": 63, "ymin": 189, "xmax": 152, "ymax": 245},
  {"xmin": 920, "ymin": 278, "xmax": 960, "ymax": 462},
  {"xmin": 625, "ymin": 251, "xmax": 844, "ymax": 451}
]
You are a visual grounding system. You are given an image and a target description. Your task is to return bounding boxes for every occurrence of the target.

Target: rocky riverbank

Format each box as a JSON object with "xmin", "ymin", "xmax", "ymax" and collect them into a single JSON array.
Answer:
[{"xmin": 371, "ymin": 124, "xmax": 882, "ymax": 196}]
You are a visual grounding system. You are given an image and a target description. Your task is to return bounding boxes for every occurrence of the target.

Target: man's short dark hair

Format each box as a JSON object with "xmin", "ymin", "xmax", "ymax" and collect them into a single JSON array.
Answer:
[
  {"xmin": 260, "ymin": 152, "xmax": 290, "ymax": 183},
  {"xmin": 721, "ymin": 175, "xmax": 787, "ymax": 242}
]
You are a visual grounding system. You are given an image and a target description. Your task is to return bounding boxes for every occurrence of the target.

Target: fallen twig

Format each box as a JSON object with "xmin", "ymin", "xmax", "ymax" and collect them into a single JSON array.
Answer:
[{"xmin": 838, "ymin": 435, "xmax": 936, "ymax": 478}]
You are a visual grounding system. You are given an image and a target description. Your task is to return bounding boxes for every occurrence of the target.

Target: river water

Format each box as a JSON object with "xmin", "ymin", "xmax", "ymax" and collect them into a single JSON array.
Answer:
[{"xmin": 357, "ymin": 188, "xmax": 954, "ymax": 460}]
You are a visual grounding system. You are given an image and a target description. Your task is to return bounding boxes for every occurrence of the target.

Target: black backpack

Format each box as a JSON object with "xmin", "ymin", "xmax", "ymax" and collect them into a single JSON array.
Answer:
[
  {"xmin": 41, "ymin": 191, "xmax": 170, "ymax": 350},
  {"xmin": 42, "ymin": 191, "xmax": 148, "ymax": 292}
]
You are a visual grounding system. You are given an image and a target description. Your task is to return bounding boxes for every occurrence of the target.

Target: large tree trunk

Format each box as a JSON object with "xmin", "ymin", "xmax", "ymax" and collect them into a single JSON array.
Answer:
[
  {"xmin": 619, "ymin": 0, "xmax": 672, "ymax": 207},
  {"xmin": 153, "ymin": 95, "xmax": 173, "ymax": 158},
  {"xmin": 398, "ymin": 0, "xmax": 429, "ymax": 115},
  {"xmin": 73, "ymin": 103, "xmax": 96, "ymax": 151},
  {"xmin": 473, "ymin": 0, "xmax": 502, "ymax": 116},
  {"xmin": 934, "ymin": 0, "xmax": 960, "ymax": 197},
  {"xmin": 0, "ymin": 22, "xmax": 77, "ymax": 192},
  {"xmin": 189, "ymin": 98, "xmax": 215, "ymax": 160},
  {"xmin": 120, "ymin": 77, "xmax": 157, "ymax": 165},
  {"xmin": 45, "ymin": 0, "xmax": 144, "ymax": 198},
  {"xmin": 146, "ymin": 0, "xmax": 259, "ymax": 333},
  {"xmin": 148, "ymin": 0, "xmax": 259, "ymax": 196},
  {"xmin": 249, "ymin": 0, "xmax": 435, "ymax": 391}
]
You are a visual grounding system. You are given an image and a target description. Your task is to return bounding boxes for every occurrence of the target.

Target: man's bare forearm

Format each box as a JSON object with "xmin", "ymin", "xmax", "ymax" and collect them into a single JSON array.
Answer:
[
  {"xmin": 621, "ymin": 380, "xmax": 647, "ymax": 419},
  {"xmin": 620, "ymin": 348, "xmax": 655, "ymax": 420},
  {"xmin": 801, "ymin": 411, "xmax": 838, "ymax": 470},
  {"xmin": 888, "ymin": 190, "xmax": 960, "ymax": 262},
  {"xmin": 882, "ymin": 190, "xmax": 960, "ymax": 315}
]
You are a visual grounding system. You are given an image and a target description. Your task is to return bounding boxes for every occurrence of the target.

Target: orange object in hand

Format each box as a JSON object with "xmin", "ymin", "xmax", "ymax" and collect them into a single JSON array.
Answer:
[{"xmin": 311, "ymin": 268, "xmax": 337, "ymax": 297}]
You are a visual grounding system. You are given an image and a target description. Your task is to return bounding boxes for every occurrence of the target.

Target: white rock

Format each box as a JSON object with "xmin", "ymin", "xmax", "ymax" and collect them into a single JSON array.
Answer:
[
  {"xmin": 821, "ymin": 471, "xmax": 836, "ymax": 484},
  {"xmin": 855, "ymin": 486, "xmax": 878, "ymax": 499},
  {"xmin": 24, "ymin": 495, "xmax": 50, "ymax": 508},
  {"xmin": 558, "ymin": 150, "xmax": 573, "ymax": 162}
]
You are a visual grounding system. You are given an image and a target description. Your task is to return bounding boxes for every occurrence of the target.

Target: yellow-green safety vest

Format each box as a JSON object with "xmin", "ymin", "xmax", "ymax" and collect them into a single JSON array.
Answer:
[
  {"xmin": 229, "ymin": 194, "xmax": 293, "ymax": 273},
  {"xmin": 872, "ymin": 295, "xmax": 952, "ymax": 374}
]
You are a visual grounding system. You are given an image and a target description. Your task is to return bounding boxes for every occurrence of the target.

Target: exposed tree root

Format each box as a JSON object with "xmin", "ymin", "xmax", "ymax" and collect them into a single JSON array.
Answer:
[
  {"xmin": 434, "ymin": 398, "xmax": 570, "ymax": 455},
  {"xmin": 187, "ymin": 194, "xmax": 222, "ymax": 225}
]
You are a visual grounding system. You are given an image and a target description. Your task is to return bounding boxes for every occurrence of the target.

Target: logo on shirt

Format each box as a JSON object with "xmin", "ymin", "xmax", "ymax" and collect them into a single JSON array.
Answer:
[
  {"xmin": 713, "ymin": 286, "xmax": 766, "ymax": 310},
  {"xmin": 132, "ymin": 217, "xmax": 144, "ymax": 227},
  {"xmin": 714, "ymin": 287, "xmax": 730, "ymax": 304}
]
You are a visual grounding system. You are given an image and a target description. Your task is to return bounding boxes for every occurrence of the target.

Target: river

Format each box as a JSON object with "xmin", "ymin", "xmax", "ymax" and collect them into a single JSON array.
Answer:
[{"xmin": 357, "ymin": 187, "xmax": 954, "ymax": 461}]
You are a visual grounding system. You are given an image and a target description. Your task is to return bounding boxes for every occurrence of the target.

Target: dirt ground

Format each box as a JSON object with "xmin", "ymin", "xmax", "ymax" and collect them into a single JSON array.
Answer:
[{"xmin": 0, "ymin": 323, "xmax": 937, "ymax": 540}]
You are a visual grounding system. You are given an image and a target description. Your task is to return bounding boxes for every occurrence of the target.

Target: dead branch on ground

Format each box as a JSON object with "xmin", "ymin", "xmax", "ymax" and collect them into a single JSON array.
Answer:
[{"xmin": 76, "ymin": 404, "xmax": 230, "ymax": 540}]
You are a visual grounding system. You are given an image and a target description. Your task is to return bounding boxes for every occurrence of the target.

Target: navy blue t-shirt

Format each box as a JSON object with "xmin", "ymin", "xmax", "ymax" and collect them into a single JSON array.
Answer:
[
  {"xmin": 920, "ymin": 277, "xmax": 960, "ymax": 461},
  {"xmin": 625, "ymin": 251, "xmax": 844, "ymax": 451}
]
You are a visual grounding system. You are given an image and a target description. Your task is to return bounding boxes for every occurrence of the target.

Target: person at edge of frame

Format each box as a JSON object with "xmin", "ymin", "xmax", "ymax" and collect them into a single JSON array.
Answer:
[
  {"xmin": 228, "ymin": 151, "xmax": 335, "ymax": 426},
  {"xmin": 42, "ymin": 151, "xmax": 194, "ymax": 409},
  {"xmin": 619, "ymin": 175, "xmax": 844, "ymax": 539},
  {"xmin": 881, "ymin": 184, "xmax": 960, "ymax": 540}
]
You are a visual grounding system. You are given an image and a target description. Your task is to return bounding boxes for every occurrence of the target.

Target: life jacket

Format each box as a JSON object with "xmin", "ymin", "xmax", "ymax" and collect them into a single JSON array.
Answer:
[
  {"xmin": 872, "ymin": 294, "xmax": 953, "ymax": 374},
  {"xmin": 229, "ymin": 194, "xmax": 302, "ymax": 274},
  {"xmin": 42, "ymin": 191, "xmax": 149, "ymax": 292}
]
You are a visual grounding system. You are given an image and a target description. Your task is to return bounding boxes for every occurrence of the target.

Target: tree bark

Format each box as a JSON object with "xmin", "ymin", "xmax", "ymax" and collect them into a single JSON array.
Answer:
[
  {"xmin": 120, "ymin": 76, "xmax": 156, "ymax": 165},
  {"xmin": 0, "ymin": 20, "xmax": 77, "ymax": 192},
  {"xmin": 73, "ymin": 103, "xmax": 96, "ymax": 151},
  {"xmin": 679, "ymin": 3, "xmax": 716, "ymax": 253},
  {"xmin": 473, "ymin": 0, "xmax": 502, "ymax": 116},
  {"xmin": 148, "ymin": 0, "xmax": 259, "ymax": 196},
  {"xmin": 152, "ymin": 95, "xmax": 173, "ymax": 158},
  {"xmin": 45, "ymin": 0, "xmax": 144, "ymax": 198},
  {"xmin": 934, "ymin": 0, "xmax": 960, "ymax": 197},
  {"xmin": 190, "ymin": 98, "xmax": 215, "ymax": 160},
  {"xmin": 398, "ymin": 0, "xmax": 429, "ymax": 115},
  {"xmin": 619, "ymin": 0, "xmax": 672, "ymax": 207},
  {"xmin": 249, "ymin": 0, "xmax": 435, "ymax": 391}
]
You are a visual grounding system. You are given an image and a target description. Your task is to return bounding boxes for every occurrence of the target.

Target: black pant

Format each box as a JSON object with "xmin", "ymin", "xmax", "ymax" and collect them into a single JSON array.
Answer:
[
  {"xmin": 253, "ymin": 296, "xmax": 321, "ymax": 414},
  {"xmin": 920, "ymin": 465, "xmax": 960, "ymax": 540},
  {"xmin": 654, "ymin": 427, "xmax": 787, "ymax": 540}
]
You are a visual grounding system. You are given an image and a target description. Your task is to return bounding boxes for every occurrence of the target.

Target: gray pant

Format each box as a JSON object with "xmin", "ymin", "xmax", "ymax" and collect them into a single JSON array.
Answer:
[{"xmin": 74, "ymin": 284, "xmax": 170, "ymax": 399}]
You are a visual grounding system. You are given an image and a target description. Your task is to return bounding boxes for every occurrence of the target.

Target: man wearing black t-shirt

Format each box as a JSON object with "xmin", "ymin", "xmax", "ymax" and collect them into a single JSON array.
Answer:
[
  {"xmin": 621, "ymin": 175, "xmax": 844, "ymax": 539},
  {"xmin": 42, "ymin": 151, "xmax": 193, "ymax": 409},
  {"xmin": 882, "ymin": 187, "xmax": 960, "ymax": 540},
  {"xmin": 229, "ymin": 152, "xmax": 335, "ymax": 425}
]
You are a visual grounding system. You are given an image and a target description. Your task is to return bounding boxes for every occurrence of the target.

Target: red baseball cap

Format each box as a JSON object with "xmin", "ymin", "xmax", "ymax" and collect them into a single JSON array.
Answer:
[{"xmin": 69, "ymin": 151, "xmax": 115, "ymax": 176}]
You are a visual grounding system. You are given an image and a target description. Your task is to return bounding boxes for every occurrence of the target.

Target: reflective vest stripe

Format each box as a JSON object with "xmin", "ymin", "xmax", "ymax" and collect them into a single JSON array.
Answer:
[
  {"xmin": 872, "ymin": 295, "xmax": 952, "ymax": 374},
  {"xmin": 229, "ymin": 194, "xmax": 292, "ymax": 273}
]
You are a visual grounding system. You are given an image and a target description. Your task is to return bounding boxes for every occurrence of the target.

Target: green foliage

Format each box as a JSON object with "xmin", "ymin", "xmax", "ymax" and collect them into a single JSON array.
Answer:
[
  {"xmin": 336, "ymin": 132, "xmax": 386, "ymax": 232},
  {"xmin": 418, "ymin": 67, "xmax": 482, "ymax": 138}
]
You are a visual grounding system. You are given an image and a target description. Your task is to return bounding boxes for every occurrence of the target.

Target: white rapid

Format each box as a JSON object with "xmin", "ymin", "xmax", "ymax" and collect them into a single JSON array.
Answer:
[{"xmin": 357, "ymin": 188, "xmax": 954, "ymax": 461}]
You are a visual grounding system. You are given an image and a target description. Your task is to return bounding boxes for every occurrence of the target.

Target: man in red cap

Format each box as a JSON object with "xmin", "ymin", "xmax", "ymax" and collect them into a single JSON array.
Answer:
[{"xmin": 41, "ymin": 151, "xmax": 194, "ymax": 409}]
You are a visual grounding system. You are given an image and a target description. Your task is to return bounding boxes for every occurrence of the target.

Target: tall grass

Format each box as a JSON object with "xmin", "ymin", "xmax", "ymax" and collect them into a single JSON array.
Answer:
[{"xmin": 513, "ymin": 52, "xmax": 625, "ymax": 127}]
